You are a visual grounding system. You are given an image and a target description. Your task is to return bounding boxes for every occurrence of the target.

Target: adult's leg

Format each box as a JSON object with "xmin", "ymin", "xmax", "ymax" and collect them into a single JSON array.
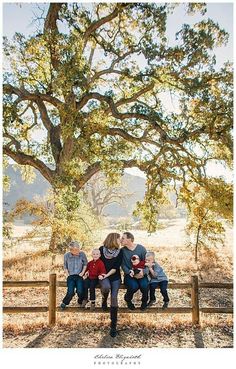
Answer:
[
  {"xmin": 159, "ymin": 281, "xmax": 169, "ymax": 302},
  {"xmin": 99, "ymin": 278, "xmax": 111, "ymax": 310},
  {"xmin": 124, "ymin": 274, "xmax": 139, "ymax": 303},
  {"xmin": 109, "ymin": 279, "xmax": 121, "ymax": 338},
  {"xmin": 110, "ymin": 279, "xmax": 121, "ymax": 307},
  {"xmin": 138, "ymin": 276, "xmax": 149, "ymax": 306},
  {"xmin": 62, "ymin": 275, "xmax": 76, "ymax": 305}
]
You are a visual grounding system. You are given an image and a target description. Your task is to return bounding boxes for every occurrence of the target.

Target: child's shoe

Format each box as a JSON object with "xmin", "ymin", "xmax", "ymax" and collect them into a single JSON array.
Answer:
[
  {"xmin": 60, "ymin": 302, "xmax": 66, "ymax": 310},
  {"xmin": 102, "ymin": 297, "xmax": 108, "ymax": 311},
  {"xmin": 90, "ymin": 301, "xmax": 95, "ymax": 311},
  {"xmin": 140, "ymin": 303, "xmax": 148, "ymax": 311},
  {"xmin": 147, "ymin": 299, "xmax": 156, "ymax": 307},
  {"xmin": 81, "ymin": 299, "xmax": 88, "ymax": 308},
  {"xmin": 162, "ymin": 301, "xmax": 169, "ymax": 310}
]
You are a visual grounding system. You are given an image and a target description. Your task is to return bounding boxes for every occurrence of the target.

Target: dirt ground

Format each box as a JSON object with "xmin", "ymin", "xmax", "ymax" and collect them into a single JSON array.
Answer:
[
  {"xmin": 3, "ymin": 314, "xmax": 233, "ymax": 348},
  {"xmin": 3, "ymin": 219, "xmax": 233, "ymax": 348}
]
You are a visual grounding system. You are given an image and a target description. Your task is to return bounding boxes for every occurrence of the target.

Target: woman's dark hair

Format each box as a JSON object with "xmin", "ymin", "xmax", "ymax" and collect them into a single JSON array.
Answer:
[{"xmin": 123, "ymin": 232, "xmax": 134, "ymax": 242}]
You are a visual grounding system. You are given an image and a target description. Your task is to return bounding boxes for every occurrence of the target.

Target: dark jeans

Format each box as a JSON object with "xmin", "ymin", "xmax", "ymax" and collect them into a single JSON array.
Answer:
[
  {"xmin": 124, "ymin": 274, "xmax": 149, "ymax": 304},
  {"xmin": 62, "ymin": 274, "xmax": 84, "ymax": 305},
  {"xmin": 149, "ymin": 281, "xmax": 169, "ymax": 302},
  {"xmin": 83, "ymin": 278, "xmax": 99, "ymax": 301},
  {"xmin": 100, "ymin": 278, "xmax": 121, "ymax": 307}
]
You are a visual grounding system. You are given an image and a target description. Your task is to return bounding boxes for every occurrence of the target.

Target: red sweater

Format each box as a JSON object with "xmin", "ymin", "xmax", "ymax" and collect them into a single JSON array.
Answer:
[
  {"xmin": 85, "ymin": 259, "xmax": 106, "ymax": 279},
  {"xmin": 132, "ymin": 260, "xmax": 146, "ymax": 270}
]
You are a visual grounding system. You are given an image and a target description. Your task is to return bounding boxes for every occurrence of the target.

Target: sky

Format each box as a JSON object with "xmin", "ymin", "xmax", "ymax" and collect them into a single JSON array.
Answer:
[{"xmin": 2, "ymin": 1, "xmax": 234, "ymax": 181}]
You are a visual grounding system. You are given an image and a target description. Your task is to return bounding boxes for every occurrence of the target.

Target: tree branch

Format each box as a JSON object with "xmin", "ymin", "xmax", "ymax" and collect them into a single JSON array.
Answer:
[
  {"xmin": 3, "ymin": 83, "xmax": 63, "ymax": 108},
  {"xmin": 74, "ymin": 162, "xmax": 101, "ymax": 190},
  {"xmin": 44, "ymin": 3, "xmax": 65, "ymax": 33},
  {"xmin": 76, "ymin": 92, "xmax": 167, "ymax": 140},
  {"xmin": 83, "ymin": 4, "xmax": 127, "ymax": 48},
  {"xmin": 3, "ymin": 146, "xmax": 55, "ymax": 184}
]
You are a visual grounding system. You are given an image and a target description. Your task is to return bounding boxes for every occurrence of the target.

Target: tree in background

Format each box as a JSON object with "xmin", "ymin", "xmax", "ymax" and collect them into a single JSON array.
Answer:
[
  {"xmin": 84, "ymin": 172, "xmax": 132, "ymax": 218},
  {"xmin": 183, "ymin": 179, "xmax": 233, "ymax": 262},
  {"xmin": 3, "ymin": 3, "xmax": 233, "ymax": 249},
  {"xmin": 10, "ymin": 187, "xmax": 100, "ymax": 253}
]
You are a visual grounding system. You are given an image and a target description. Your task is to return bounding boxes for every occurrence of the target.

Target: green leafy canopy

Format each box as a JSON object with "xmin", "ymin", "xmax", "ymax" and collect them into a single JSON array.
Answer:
[{"xmin": 3, "ymin": 2, "xmax": 233, "ymax": 233}]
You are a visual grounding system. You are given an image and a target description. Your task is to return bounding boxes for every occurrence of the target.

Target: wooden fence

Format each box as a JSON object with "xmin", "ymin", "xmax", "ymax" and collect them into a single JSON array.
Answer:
[{"xmin": 3, "ymin": 274, "xmax": 233, "ymax": 326}]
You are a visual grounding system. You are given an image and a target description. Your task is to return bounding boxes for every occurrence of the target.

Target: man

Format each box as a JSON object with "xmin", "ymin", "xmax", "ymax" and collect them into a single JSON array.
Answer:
[{"xmin": 121, "ymin": 232, "xmax": 149, "ymax": 310}]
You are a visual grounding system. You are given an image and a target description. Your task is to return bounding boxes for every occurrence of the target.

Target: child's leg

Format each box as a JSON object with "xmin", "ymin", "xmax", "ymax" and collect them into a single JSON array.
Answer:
[
  {"xmin": 149, "ymin": 282, "xmax": 158, "ymax": 301},
  {"xmin": 62, "ymin": 275, "xmax": 76, "ymax": 305},
  {"xmin": 89, "ymin": 279, "xmax": 98, "ymax": 302},
  {"xmin": 75, "ymin": 276, "xmax": 84, "ymax": 302},
  {"xmin": 83, "ymin": 278, "xmax": 90, "ymax": 301},
  {"xmin": 159, "ymin": 281, "xmax": 169, "ymax": 302}
]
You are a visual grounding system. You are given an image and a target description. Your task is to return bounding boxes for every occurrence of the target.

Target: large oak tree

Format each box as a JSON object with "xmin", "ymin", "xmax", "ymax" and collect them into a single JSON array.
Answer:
[{"xmin": 3, "ymin": 3, "xmax": 233, "ymax": 248}]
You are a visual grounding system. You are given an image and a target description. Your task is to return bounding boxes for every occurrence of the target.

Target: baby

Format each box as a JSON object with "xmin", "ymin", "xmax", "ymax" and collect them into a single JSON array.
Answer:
[
  {"xmin": 145, "ymin": 251, "xmax": 169, "ymax": 309},
  {"xmin": 131, "ymin": 254, "xmax": 146, "ymax": 275},
  {"xmin": 82, "ymin": 248, "xmax": 106, "ymax": 310}
]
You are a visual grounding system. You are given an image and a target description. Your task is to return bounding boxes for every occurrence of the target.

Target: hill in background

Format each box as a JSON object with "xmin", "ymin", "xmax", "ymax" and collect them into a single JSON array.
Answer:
[{"xmin": 3, "ymin": 166, "xmax": 146, "ymax": 220}]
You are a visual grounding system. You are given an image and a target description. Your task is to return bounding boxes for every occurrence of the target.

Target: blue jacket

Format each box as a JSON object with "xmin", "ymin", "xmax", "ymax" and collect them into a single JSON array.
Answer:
[{"xmin": 148, "ymin": 262, "xmax": 168, "ymax": 283}]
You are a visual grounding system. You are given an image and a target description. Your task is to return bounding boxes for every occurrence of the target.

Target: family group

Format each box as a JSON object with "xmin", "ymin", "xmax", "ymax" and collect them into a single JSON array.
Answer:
[{"xmin": 60, "ymin": 232, "xmax": 169, "ymax": 337}]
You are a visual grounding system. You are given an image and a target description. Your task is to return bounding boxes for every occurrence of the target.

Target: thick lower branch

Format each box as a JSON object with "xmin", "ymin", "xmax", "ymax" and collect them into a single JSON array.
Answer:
[{"xmin": 3, "ymin": 146, "xmax": 55, "ymax": 185}]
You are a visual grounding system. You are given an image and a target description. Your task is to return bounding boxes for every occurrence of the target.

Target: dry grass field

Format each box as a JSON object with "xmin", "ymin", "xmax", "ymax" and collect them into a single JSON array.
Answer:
[{"xmin": 3, "ymin": 219, "xmax": 233, "ymax": 348}]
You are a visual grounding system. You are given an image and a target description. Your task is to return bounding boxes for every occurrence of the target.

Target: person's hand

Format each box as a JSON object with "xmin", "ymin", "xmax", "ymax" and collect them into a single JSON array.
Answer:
[
  {"xmin": 98, "ymin": 273, "xmax": 106, "ymax": 280},
  {"xmin": 134, "ymin": 269, "xmax": 144, "ymax": 279},
  {"xmin": 129, "ymin": 270, "xmax": 134, "ymax": 278},
  {"xmin": 83, "ymin": 273, "xmax": 88, "ymax": 280},
  {"xmin": 79, "ymin": 272, "xmax": 84, "ymax": 277}
]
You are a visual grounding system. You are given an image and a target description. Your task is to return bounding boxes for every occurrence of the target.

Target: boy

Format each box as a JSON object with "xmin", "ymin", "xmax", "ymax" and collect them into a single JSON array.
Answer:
[
  {"xmin": 145, "ymin": 251, "xmax": 170, "ymax": 309},
  {"xmin": 82, "ymin": 249, "xmax": 106, "ymax": 310},
  {"xmin": 60, "ymin": 240, "xmax": 88, "ymax": 309}
]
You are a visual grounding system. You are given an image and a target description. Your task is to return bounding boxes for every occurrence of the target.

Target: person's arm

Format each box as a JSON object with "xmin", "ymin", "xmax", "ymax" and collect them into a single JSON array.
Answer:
[
  {"xmin": 121, "ymin": 251, "xmax": 132, "ymax": 275},
  {"xmin": 79, "ymin": 252, "xmax": 88, "ymax": 277},
  {"xmin": 98, "ymin": 261, "xmax": 106, "ymax": 279},
  {"xmin": 63, "ymin": 254, "xmax": 69, "ymax": 275},
  {"xmin": 148, "ymin": 264, "xmax": 158, "ymax": 278},
  {"xmin": 83, "ymin": 271, "xmax": 89, "ymax": 279},
  {"xmin": 134, "ymin": 247, "xmax": 148, "ymax": 278},
  {"xmin": 102, "ymin": 268, "xmax": 116, "ymax": 279},
  {"xmin": 98, "ymin": 260, "xmax": 115, "ymax": 279},
  {"xmin": 79, "ymin": 264, "xmax": 87, "ymax": 277},
  {"xmin": 83, "ymin": 263, "xmax": 89, "ymax": 279}
]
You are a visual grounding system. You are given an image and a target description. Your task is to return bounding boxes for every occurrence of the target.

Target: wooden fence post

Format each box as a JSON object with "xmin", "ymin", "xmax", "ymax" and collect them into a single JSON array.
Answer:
[
  {"xmin": 49, "ymin": 273, "xmax": 57, "ymax": 326},
  {"xmin": 191, "ymin": 275, "xmax": 200, "ymax": 325}
]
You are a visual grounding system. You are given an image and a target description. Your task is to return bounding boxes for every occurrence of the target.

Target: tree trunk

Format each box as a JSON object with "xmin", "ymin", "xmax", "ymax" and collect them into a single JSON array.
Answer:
[
  {"xmin": 49, "ymin": 230, "xmax": 58, "ymax": 268},
  {"xmin": 195, "ymin": 224, "xmax": 202, "ymax": 262},
  {"xmin": 49, "ymin": 229, "xmax": 58, "ymax": 252}
]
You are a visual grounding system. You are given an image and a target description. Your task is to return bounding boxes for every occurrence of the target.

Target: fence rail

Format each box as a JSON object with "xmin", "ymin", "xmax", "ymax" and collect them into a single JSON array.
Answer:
[{"xmin": 3, "ymin": 274, "xmax": 233, "ymax": 326}]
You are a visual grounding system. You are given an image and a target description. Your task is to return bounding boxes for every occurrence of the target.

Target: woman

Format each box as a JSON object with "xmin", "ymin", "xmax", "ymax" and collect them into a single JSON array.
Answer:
[{"xmin": 99, "ymin": 232, "xmax": 123, "ymax": 338}]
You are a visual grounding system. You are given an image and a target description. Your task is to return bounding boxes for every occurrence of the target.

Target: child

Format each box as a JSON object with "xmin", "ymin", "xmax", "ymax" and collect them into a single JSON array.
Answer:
[
  {"xmin": 82, "ymin": 249, "xmax": 106, "ymax": 310},
  {"xmin": 60, "ymin": 240, "xmax": 88, "ymax": 309},
  {"xmin": 145, "ymin": 251, "xmax": 169, "ymax": 309},
  {"xmin": 131, "ymin": 254, "xmax": 146, "ymax": 275}
]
